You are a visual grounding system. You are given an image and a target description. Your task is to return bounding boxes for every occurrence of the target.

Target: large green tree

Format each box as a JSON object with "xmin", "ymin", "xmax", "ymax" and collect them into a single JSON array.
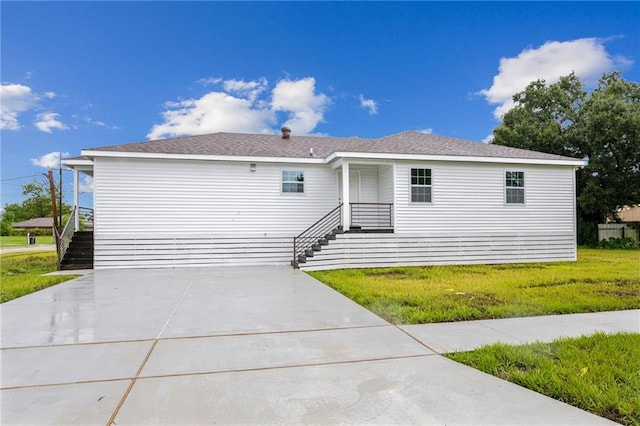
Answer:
[
  {"xmin": 492, "ymin": 72, "xmax": 640, "ymax": 243},
  {"xmin": 1, "ymin": 178, "xmax": 71, "ymax": 235},
  {"xmin": 493, "ymin": 73, "xmax": 586, "ymax": 158},
  {"xmin": 576, "ymin": 73, "xmax": 640, "ymax": 223}
]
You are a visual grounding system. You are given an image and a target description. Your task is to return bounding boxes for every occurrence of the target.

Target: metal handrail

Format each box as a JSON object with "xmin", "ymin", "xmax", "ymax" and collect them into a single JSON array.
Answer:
[
  {"xmin": 350, "ymin": 203, "xmax": 393, "ymax": 230},
  {"xmin": 293, "ymin": 204, "xmax": 342, "ymax": 267},
  {"xmin": 58, "ymin": 205, "xmax": 76, "ymax": 267}
]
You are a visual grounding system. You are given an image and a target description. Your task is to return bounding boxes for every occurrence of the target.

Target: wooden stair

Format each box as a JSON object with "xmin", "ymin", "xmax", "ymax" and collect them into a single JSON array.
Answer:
[{"xmin": 60, "ymin": 231, "xmax": 94, "ymax": 270}]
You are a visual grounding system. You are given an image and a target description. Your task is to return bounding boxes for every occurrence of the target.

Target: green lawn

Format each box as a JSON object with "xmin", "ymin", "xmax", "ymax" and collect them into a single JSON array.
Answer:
[
  {"xmin": 0, "ymin": 251, "xmax": 77, "ymax": 303},
  {"xmin": 447, "ymin": 333, "xmax": 640, "ymax": 426},
  {"xmin": 0, "ymin": 235, "xmax": 55, "ymax": 247},
  {"xmin": 308, "ymin": 248, "xmax": 640, "ymax": 324}
]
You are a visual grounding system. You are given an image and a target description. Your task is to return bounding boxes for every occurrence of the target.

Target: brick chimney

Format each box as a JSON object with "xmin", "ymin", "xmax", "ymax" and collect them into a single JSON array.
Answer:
[{"xmin": 281, "ymin": 126, "xmax": 291, "ymax": 139}]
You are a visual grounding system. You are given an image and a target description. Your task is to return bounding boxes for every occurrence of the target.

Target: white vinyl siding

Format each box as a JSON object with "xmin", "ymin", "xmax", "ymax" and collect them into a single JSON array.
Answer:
[
  {"xmin": 394, "ymin": 161, "xmax": 575, "ymax": 235},
  {"xmin": 301, "ymin": 160, "xmax": 577, "ymax": 270},
  {"xmin": 300, "ymin": 232, "xmax": 576, "ymax": 271},
  {"xmin": 93, "ymin": 158, "xmax": 338, "ymax": 268},
  {"xmin": 94, "ymin": 158, "xmax": 337, "ymax": 236},
  {"xmin": 378, "ymin": 165, "xmax": 394, "ymax": 204},
  {"xmin": 91, "ymin": 156, "xmax": 577, "ymax": 269},
  {"xmin": 350, "ymin": 164, "xmax": 380, "ymax": 202}
]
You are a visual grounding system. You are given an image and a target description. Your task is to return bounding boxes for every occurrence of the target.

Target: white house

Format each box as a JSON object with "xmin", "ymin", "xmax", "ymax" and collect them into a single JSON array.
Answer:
[{"xmin": 63, "ymin": 129, "xmax": 584, "ymax": 270}]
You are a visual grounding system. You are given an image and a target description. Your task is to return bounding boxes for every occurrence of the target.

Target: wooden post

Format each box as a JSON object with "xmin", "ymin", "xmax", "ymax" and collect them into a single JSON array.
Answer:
[
  {"xmin": 48, "ymin": 170, "xmax": 60, "ymax": 255},
  {"xmin": 58, "ymin": 154, "xmax": 63, "ymax": 233},
  {"xmin": 341, "ymin": 161, "xmax": 350, "ymax": 231},
  {"xmin": 73, "ymin": 169, "xmax": 79, "ymax": 231}
]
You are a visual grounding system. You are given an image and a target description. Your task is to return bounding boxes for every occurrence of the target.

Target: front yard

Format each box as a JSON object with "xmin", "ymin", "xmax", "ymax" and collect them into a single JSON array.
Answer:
[
  {"xmin": 448, "ymin": 333, "xmax": 640, "ymax": 425},
  {"xmin": 308, "ymin": 248, "xmax": 640, "ymax": 324},
  {"xmin": 0, "ymin": 251, "xmax": 78, "ymax": 303},
  {"xmin": 0, "ymin": 235, "xmax": 55, "ymax": 247}
]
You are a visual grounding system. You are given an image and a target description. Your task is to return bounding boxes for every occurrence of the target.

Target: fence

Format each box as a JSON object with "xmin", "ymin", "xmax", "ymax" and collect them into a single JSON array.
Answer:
[{"xmin": 598, "ymin": 224, "xmax": 640, "ymax": 242}]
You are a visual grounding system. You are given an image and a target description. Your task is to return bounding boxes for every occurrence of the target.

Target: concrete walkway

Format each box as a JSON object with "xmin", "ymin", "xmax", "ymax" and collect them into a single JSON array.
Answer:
[
  {"xmin": 1, "ymin": 266, "xmax": 636, "ymax": 425},
  {"xmin": 0, "ymin": 244, "xmax": 56, "ymax": 254}
]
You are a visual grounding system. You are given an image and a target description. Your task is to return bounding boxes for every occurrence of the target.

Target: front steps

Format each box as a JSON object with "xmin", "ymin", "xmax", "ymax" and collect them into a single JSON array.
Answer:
[
  {"xmin": 60, "ymin": 231, "xmax": 94, "ymax": 270},
  {"xmin": 295, "ymin": 226, "xmax": 343, "ymax": 266}
]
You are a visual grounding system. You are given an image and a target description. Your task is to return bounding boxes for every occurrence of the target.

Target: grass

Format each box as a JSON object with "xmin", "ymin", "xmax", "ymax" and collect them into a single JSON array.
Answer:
[
  {"xmin": 308, "ymin": 248, "xmax": 640, "ymax": 324},
  {"xmin": 447, "ymin": 333, "xmax": 640, "ymax": 426},
  {"xmin": 0, "ymin": 235, "xmax": 55, "ymax": 247},
  {"xmin": 0, "ymin": 251, "xmax": 78, "ymax": 303}
]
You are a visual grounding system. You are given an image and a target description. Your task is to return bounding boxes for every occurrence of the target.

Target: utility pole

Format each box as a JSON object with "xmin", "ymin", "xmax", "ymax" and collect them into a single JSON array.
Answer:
[
  {"xmin": 59, "ymin": 152, "xmax": 63, "ymax": 230},
  {"xmin": 48, "ymin": 170, "xmax": 60, "ymax": 255}
]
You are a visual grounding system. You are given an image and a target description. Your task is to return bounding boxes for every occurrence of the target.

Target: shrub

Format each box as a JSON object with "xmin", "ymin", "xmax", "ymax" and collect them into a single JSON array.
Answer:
[
  {"xmin": 597, "ymin": 237, "xmax": 640, "ymax": 249},
  {"xmin": 14, "ymin": 228, "xmax": 54, "ymax": 237},
  {"xmin": 0, "ymin": 221, "xmax": 14, "ymax": 236},
  {"xmin": 578, "ymin": 219, "xmax": 598, "ymax": 246}
]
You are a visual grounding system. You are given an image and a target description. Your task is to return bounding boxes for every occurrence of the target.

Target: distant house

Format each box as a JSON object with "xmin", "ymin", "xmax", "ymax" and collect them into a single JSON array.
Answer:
[
  {"xmin": 614, "ymin": 206, "xmax": 640, "ymax": 223},
  {"xmin": 12, "ymin": 217, "xmax": 54, "ymax": 233},
  {"xmin": 63, "ymin": 129, "xmax": 584, "ymax": 270},
  {"xmin": 599, "ymin": 206, "xmax": 640, "ymax": 242}
]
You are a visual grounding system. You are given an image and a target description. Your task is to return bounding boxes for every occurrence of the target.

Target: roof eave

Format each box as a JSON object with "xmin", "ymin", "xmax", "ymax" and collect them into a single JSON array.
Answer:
[
  {"xmin": 80, "ymin": 148, "xmax": 584, "ymax": 167},
  {"xmin": 328, "ymin": 151, "xmax": 585, "ymax": 167},
  {"xmin": 62, "ymin": 158, "xmax": 94, "ymax": 169},
  {"xmin": 81, "ymin": 150, "xmax": 326, "ymax": 164}
]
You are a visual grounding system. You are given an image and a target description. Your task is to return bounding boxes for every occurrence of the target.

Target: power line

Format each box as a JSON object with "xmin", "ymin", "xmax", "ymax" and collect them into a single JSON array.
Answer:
[{"xmin": 0, "ymin": 174, "xmax": 43, "ymax": 182}]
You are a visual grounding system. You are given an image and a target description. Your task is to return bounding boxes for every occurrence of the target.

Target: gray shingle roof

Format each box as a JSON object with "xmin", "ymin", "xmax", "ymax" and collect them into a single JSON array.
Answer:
[
  {"xmin": 12, "ymin": 217, "xmax": 54, "ymax": 228},
  {"xmin": 86, "ymin": 131, "xmax": 580, "ymax": 162}
]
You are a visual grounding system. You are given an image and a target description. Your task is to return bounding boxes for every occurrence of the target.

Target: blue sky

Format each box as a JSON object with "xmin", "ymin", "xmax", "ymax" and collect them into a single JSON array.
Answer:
[{"xmin": 2, "ymin": 1, "xmax": 639, "ymax": 209}]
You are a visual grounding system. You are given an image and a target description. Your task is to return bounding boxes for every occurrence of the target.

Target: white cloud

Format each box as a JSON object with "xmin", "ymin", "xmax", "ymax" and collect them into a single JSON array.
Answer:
[
  {"xmin": 86, "ymin": 117, "xmax": 106, "ymax": 126},
  {"xmin": 359, "ymin": 94, "xmax": 378, "ymax": 115},
  {"xmin": 43, "ymin": 91, "xmax": 56, "ymax": 99},
  {"xmin": 148, "ymin": 76, "xmax": 330, "ymax": 139},
  {"xmin": 416, "ymin": 128, "xmax": 433, "ymax": 134},
  {"xmin": 271, "ymin": 77, "xmax": 330, "ymax": 135},
  {"xmin": 79, "ymin": 175, "xmax": 94, "ymax": 193},
  {"xmin": 147, "ymin": 91, "xmax": 276, "ymax": 139},
  {"xmin": 0, "ymin": 83, "xmax": 38, "ymax": 130},
  {"xmin": 84, "ymin": 116, "xmax": 120, "ymax": 130},
  {"xmin": 482, "ymin": 134, "xmax": 494, "ymax": 144},
  {"xmin": 31, "ymin": 151, "xmax": 70, "ymax": 169},
  {"xmin": 480, "ymin": 38, "xmax": 632, "ymax": 119},
  {"xmin": 34, "ymin": 112, "xmax": 68, "ymax": 133},
  {"xmin": 223, "ymin": 78, "xmax": 268, "ymax": 102},
  {"xmin": 197, "ymin": 77, "xmax": 222, "ymax": 86}
]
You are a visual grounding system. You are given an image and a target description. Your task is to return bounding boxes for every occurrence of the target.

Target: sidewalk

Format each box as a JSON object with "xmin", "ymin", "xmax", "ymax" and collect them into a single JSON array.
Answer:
[
  {"xmin": 402, "ymin": 309, "xmax": 639, "ymax": 353},
  {"xmin": 0, "ymin": 244, "xmax": 56, "ymax": 254}
]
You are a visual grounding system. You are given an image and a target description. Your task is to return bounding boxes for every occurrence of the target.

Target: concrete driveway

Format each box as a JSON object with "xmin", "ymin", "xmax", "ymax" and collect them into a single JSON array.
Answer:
[{"xmin": 1, "ymin": 266, "xmax": 617, "ymax": 425}]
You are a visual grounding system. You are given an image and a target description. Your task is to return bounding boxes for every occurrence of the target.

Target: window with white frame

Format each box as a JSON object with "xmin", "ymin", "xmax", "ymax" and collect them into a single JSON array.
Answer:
[
  {"xmin": 410, "ymin": 168, "xmax": 432, "ymax": 203},
  {"xmin": 505, "ymin": 171, "xmax": 525, "ymax": 204},
  {"xmin": 282, "ymin": 170, "xmax": 304, "ymax": 193}
]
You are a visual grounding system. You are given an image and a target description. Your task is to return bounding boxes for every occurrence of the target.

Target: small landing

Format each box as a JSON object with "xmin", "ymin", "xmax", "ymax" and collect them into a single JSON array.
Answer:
[{"xmin": 345, "ymin": 229, "xmax": 394, "ymax": 233}]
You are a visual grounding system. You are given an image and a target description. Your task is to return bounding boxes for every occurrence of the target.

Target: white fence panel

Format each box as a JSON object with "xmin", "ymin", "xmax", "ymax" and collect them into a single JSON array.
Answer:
[{"xmin": 598, "ymin": 224, "xmax": 639, "ymax": 242}]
